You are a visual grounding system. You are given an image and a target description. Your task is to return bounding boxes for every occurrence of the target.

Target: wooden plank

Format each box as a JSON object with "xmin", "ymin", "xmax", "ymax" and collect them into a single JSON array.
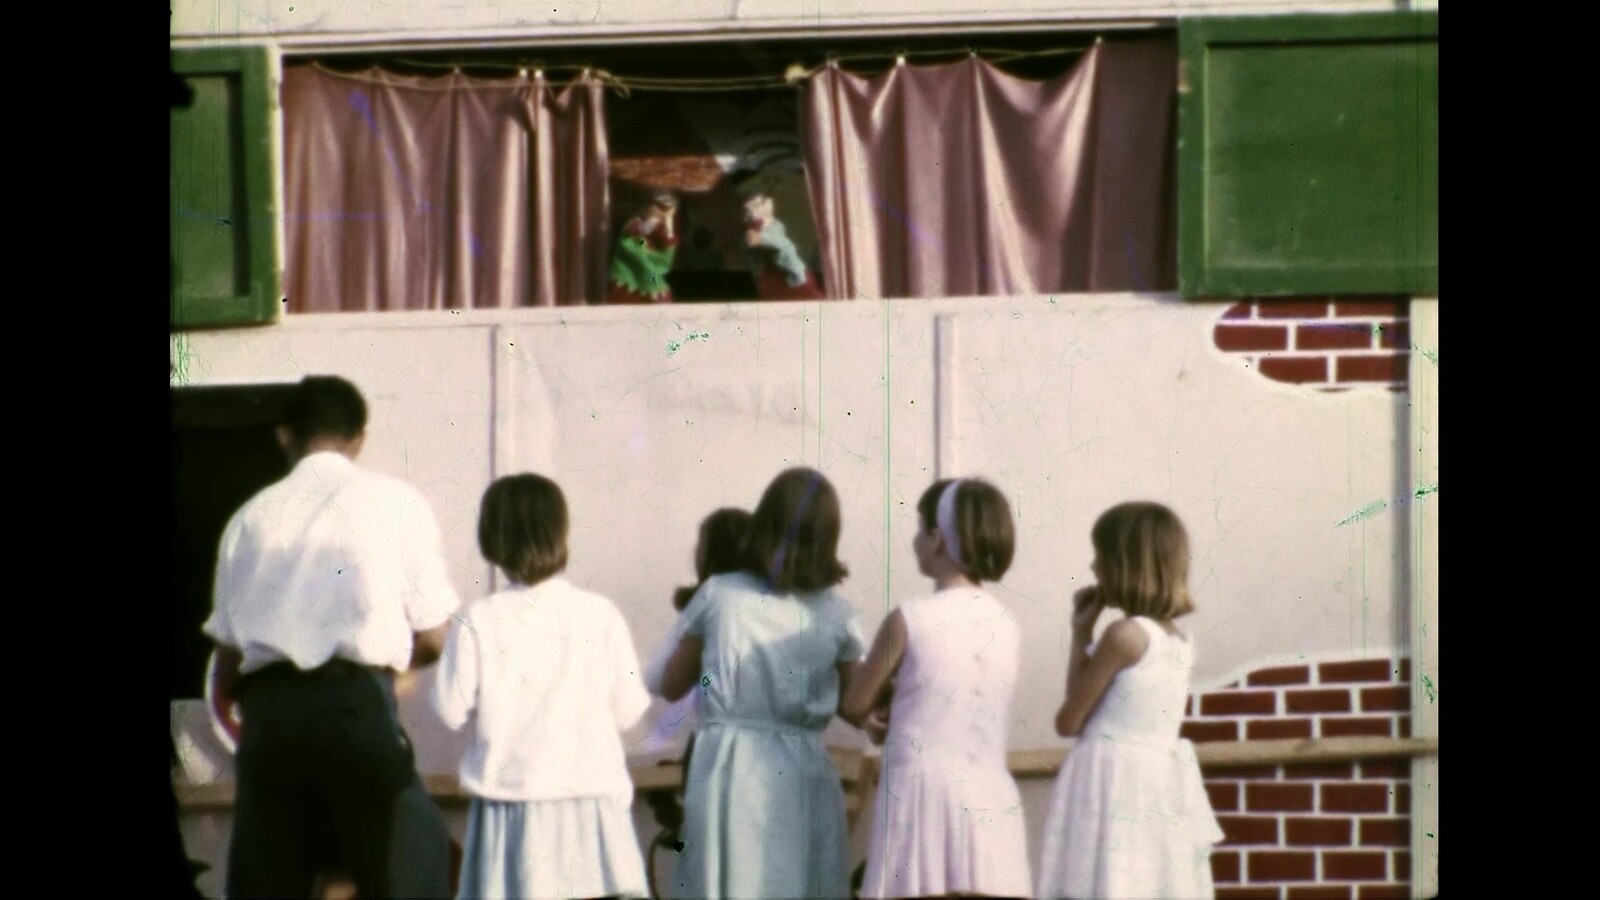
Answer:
[
  {"xmin": 1012, "ymin": 735, "xmax": 1438, "ymax": 778},
  {"xmin": 177, "ymin": 737, "xmax": 1437, "ymax": 811}
]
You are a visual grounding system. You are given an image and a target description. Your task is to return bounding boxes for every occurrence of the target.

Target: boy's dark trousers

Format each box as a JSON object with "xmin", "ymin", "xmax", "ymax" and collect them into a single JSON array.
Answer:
[{"xmin": 225, "ymin": 659, "xmax": 452, "ymax": 899}]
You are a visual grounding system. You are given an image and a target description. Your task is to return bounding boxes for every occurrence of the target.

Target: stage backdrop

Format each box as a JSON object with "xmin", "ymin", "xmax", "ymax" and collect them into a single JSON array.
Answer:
[{"xmin": 171, "ymin": 291, "xmax": 1433, "ymax": 894}]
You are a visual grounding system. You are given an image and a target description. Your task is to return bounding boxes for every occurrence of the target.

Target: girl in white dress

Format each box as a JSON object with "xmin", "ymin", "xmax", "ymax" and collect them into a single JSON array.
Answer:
[
  {"xmin": 841, "ymin": 477, "xmax": 1033, "ymax": 899},
  {"xmin": 430, "ymin": 473, "xmax": 652, "ymax": 900},
  {"xmin": 1036, "ymin": 501, "xmax": 1224, "ymax": 900}
]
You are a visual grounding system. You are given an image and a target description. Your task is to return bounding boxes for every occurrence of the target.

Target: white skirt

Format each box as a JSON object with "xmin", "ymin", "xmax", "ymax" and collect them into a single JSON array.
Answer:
[
  {"xmin": 456, "ymin": 795, "xmax": 647, "ymax": 900},
  {"xmin": 859, "ymin": 761, "xmax": 1032, "ymax": 899},
  {"xmin": 1036, "ymin": 735, "xmax": 1223, "ymax": 900}
]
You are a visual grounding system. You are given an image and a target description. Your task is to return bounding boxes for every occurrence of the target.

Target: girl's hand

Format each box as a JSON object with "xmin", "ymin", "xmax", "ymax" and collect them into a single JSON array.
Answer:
[
  {"xmin": 1071, "ymin": 586, "xmax": 1104, "ymax": 634},
  {"xmin": 864, "ymin": 706, "xmax": 891, "ymax": 745}
]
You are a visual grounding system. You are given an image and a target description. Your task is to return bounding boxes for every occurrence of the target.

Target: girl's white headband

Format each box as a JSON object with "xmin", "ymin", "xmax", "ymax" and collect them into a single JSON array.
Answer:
[{"xmin": 936, "ymin": 479, "xmax": 966, "ymax": 570}]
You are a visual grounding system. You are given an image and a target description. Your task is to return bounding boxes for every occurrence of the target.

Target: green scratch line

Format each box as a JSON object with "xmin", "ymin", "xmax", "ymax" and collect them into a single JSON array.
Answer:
[
  {"xmin": 1339, "ymin": 483, "xmax": 1437, "ymax": 527},
  {"xmin": 666, "ymin": 330, "xmax": 710, "ymax": 356},
  {"xmin": 1421, "ymin": 347, "xmax": 1439, "ymax": 367},
  {"xmin": 1422, "ymin": 675, "xmax": 1436, "ymax": 704},
  {"xmin": 171, "ymin": 336, "xmax": 193, "ymax": 386},
  {"xmin": 1336, "ymin": 499, "xmax": 1388, "ymax": 527}
]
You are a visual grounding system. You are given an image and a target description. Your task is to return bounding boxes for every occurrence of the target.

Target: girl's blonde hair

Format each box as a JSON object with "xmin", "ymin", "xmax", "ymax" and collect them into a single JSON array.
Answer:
[{"xmin": 1091, "ymin": 502, "xmax": 1194, "ymax": 620}]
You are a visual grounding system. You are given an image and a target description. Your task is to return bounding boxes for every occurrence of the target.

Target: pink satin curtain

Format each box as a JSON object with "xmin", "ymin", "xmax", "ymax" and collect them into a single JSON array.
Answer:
[
  {"xmin": 802, "ymin": 40, "xmax": 1177, "ymax": 299},
  {"xmin": 282, "ymin": 65, "xmax": 610, "ymax": 312}
]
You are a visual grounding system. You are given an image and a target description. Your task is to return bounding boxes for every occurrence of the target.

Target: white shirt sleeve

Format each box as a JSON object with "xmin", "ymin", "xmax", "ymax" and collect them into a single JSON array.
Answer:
[
  {"xmin": 611, "ymin": 611, "xmax": 653, "ymax": 732},
  {"xmin": 200, "ymin": 514, "xmax": 245, "ymax": 648},
  {"xmin": 430, "ymin": 617, "xmax": 478, "ymax": 732},
  {"xmin": 400, "ymin": 490, "xmax": 461, "ymax": 631}
]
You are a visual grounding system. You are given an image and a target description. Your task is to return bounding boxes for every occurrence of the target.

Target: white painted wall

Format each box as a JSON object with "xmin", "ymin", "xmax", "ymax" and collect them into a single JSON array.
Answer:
[
  {"xmin": 172, "ymin": 293, "xmax": 1410, "ymax": 761},
  {"xmin": 172, "ymin": 292, "xmax": 1430, "ymax": 891}
]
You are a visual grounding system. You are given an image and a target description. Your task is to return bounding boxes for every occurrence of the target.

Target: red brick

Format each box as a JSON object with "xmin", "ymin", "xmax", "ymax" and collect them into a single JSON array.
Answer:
[
  {"xmin": 1356, "ymin": 886, "xmax": 1410, "ymax": 900},
  {"xmin": 1182, "ymin": 720, "xmax": 1240, "ymax": 743},
  {"xmin": 1202, "ymin": 691, "xmax": 1278, "ymax": 716},
  {"xmin": 1288, "ymin": 888, "xmax": 1352, "ymax": 900},
  {"xmin": 1207, "ymin": 781, "xmax": 1241, "ymax": 812},
  {"xmin": 1394, "ymin": 784, "xmax": 1410, "ymax": 814},
  {"xmin": 1323, "ymin": 851, "xmax": 1387, "ymax": 880},
  {"xmin": 1393, "ymin": 851, "xmax": 1411, "ymax": 880},
  {"xmin": 1377, "ymin": 321, "xmax": 1410, "ymax": 349},
  {"xmin": 1259, "ymin": 356, "xmax": 1329, "ymax": 384},
  {"xmin": 1321, "ymin": 717, "xmax": 1392, "ymax": 738},
  {"xmin": 1286, "ymin": 689, "xmax": 1352, "ymax": 714},
  {"xmin": 1249, "ymin": 718, "xmax": 1314, "ymax": 739},
  {"xmin": 1334, "ymin": 298, "xmax": 1406, "ymax": 317},
  {"xmin": 1285, "ymin": 817, "xmax": 1353, "ymax": 846},
  {"xmin": 1319, "ymin": 660, "xmax": 1391, "ymax": 683},
  {"xmin": 1212, "ymin": 850, "xmax": 1241, "ymax": 883},
  {"xmin": 1258, "ymin": 299, "xmax": 1332, "ymax": 318},
  {"xmin": 1247, "ymin": 783, "xmax": 1314, "ymax": 813},
  {"xmin": 1358, "ymin": 760, "xmax": 1407, "ymax": 779},
  {"xmin": 1249, "ymin": 665, "xmax": 1311, "ymax": 686},
  {"xmin": 1283, "ymin": 762, "xmax": 1354, "ymax": 780},
  {"xmin": 1223, "ymin": 301, "xmax": 1255, "ymax": 319},
  {"xmin": 1397, "ymin": 716, "xmax": 1411, "ymax": 738},
  {"xmin": 1217, "ymin": 324, "xmax": 1290, "ymax": 352},
  {"xmin": 1296, "ymin": 322, "xmax": 1374, "ymax": 350},
  {"xmin": 1247, "ymin": 850, "xmax": 1316, "ymax": 882},
  {"xmin": 1335, "ymin": 354, "xmax": 1407, "ymax": 383},
  {"xmin": 1218, "ymin": 889, "xmax": 1280, "ymax": 900},
  {"xmin": 1360, "ymin": 687, "xmax": 1409, "ymax": 712},
  {"xmin": 1359, "ymin": 818, "xmax": 1408, "ymax": 847},
  {"xmin": 1322, "ymin": 784, "xmax": 1388, "ymax": 813},
  {"xmin": 1219, "ymin": 815, "xmax": 1281, "ymax": 845},
  {"xmin": 1398, "ymin": 659, "xmax": 1411, "ymax": 681},
  {"xmin": 1186, "ymin": 696, "xmax": 1194, "ymax": 715}
]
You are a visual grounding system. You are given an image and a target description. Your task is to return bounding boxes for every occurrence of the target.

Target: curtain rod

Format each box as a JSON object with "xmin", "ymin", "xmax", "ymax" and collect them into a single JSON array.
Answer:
[
  {"xmin": 311, "ymin": 43, "xmax": 1100, "ymax": 95},
  {"xmin": 241, "ymin": 16, "xmax": 1164, "ymax": 57}
]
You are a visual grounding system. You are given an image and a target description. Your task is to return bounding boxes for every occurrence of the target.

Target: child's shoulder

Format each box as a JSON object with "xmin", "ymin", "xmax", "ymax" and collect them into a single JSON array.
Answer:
[
  {"xmin": 553, "ymin": 579, "xmax": 627, "ymax": 614},
  {"xmin": 701, "ymin": 570, "xmax": 760, "ymax": 598}
]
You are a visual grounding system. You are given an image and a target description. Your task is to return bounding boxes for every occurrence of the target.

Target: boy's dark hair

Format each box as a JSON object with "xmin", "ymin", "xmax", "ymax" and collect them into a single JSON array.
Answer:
[
  {"xmin": 916, "ymin": 477, "xmax": 1016, "ymax": 583},
  {"xmin": 674, "ymin": 507, "xmax": 754, "ymax": 611},
  {"xmin": 742, "ymin": 467, "xmax": 849, "ymax": 594},
  {"xmin": 478, "ymin": 473, "xmax": 569, "ymax": 587},
  {"xmin": 280, "ymin": 375, "xmax": 367, "ymax": 444}
]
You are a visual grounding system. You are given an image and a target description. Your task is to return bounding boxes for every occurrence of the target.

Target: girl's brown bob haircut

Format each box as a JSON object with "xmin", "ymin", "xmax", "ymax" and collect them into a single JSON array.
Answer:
[
  {"xmin": 478, "ymin": 473, "xmax": 569, "ymax": 586},
  {"xmin": 742, "ymin": 467, "xmax": 849, "ymax": 594},
  {"xmin": 916, "ymin": 478, "xmax": 1016, "ymax": 582},
  {"xmin": 1091, "ymin": 501, "xmax": 1195, "ymax": 619}
]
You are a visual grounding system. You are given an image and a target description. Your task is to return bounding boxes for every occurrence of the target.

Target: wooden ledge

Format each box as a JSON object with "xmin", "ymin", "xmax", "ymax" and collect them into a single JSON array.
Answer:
[{"xmin": 176, "ymin": 736, "xmax": 1437, "ymax": 812}]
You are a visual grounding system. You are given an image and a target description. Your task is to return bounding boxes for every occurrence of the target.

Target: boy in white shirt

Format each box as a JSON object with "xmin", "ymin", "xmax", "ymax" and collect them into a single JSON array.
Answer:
[{"xmin": 203, "ymin": 375, "xmax": 459, "ymax": 899}]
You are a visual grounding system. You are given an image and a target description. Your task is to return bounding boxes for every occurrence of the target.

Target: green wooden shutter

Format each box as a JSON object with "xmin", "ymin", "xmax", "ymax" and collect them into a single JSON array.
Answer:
[
  {"xmin": 170, "ymin": 46, "xmax": 280, "ymax": 328},
  {"xmin": 1177, "ymin": 12, "xmax": 1438, "ymax": 297}
]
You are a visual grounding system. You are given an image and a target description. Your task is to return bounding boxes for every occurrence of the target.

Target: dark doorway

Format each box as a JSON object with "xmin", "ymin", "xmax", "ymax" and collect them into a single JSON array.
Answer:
[{"xmin": 171, "ymin": 383, "xmax": 296, "ymax": 701}]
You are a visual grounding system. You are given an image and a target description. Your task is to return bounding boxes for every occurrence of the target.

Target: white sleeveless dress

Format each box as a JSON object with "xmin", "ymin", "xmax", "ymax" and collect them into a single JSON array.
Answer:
[
  {"xmin": 860, "ymin": 587, "xmax": 1033, "ymax": 898},
  {"xmin": 1036, "ymin": 616, "xmax": 1224, "ymax": 899}
]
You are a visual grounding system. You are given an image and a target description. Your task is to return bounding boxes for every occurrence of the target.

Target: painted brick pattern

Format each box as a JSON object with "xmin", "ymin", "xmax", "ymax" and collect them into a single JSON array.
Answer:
[
  {"xmin": 1193, "ymin": 657, "xmax": 1415, "ymax": 899},
  {"xmin": 1213, "ymin": 298, "xmax": 1413, "ymax": 393}
]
